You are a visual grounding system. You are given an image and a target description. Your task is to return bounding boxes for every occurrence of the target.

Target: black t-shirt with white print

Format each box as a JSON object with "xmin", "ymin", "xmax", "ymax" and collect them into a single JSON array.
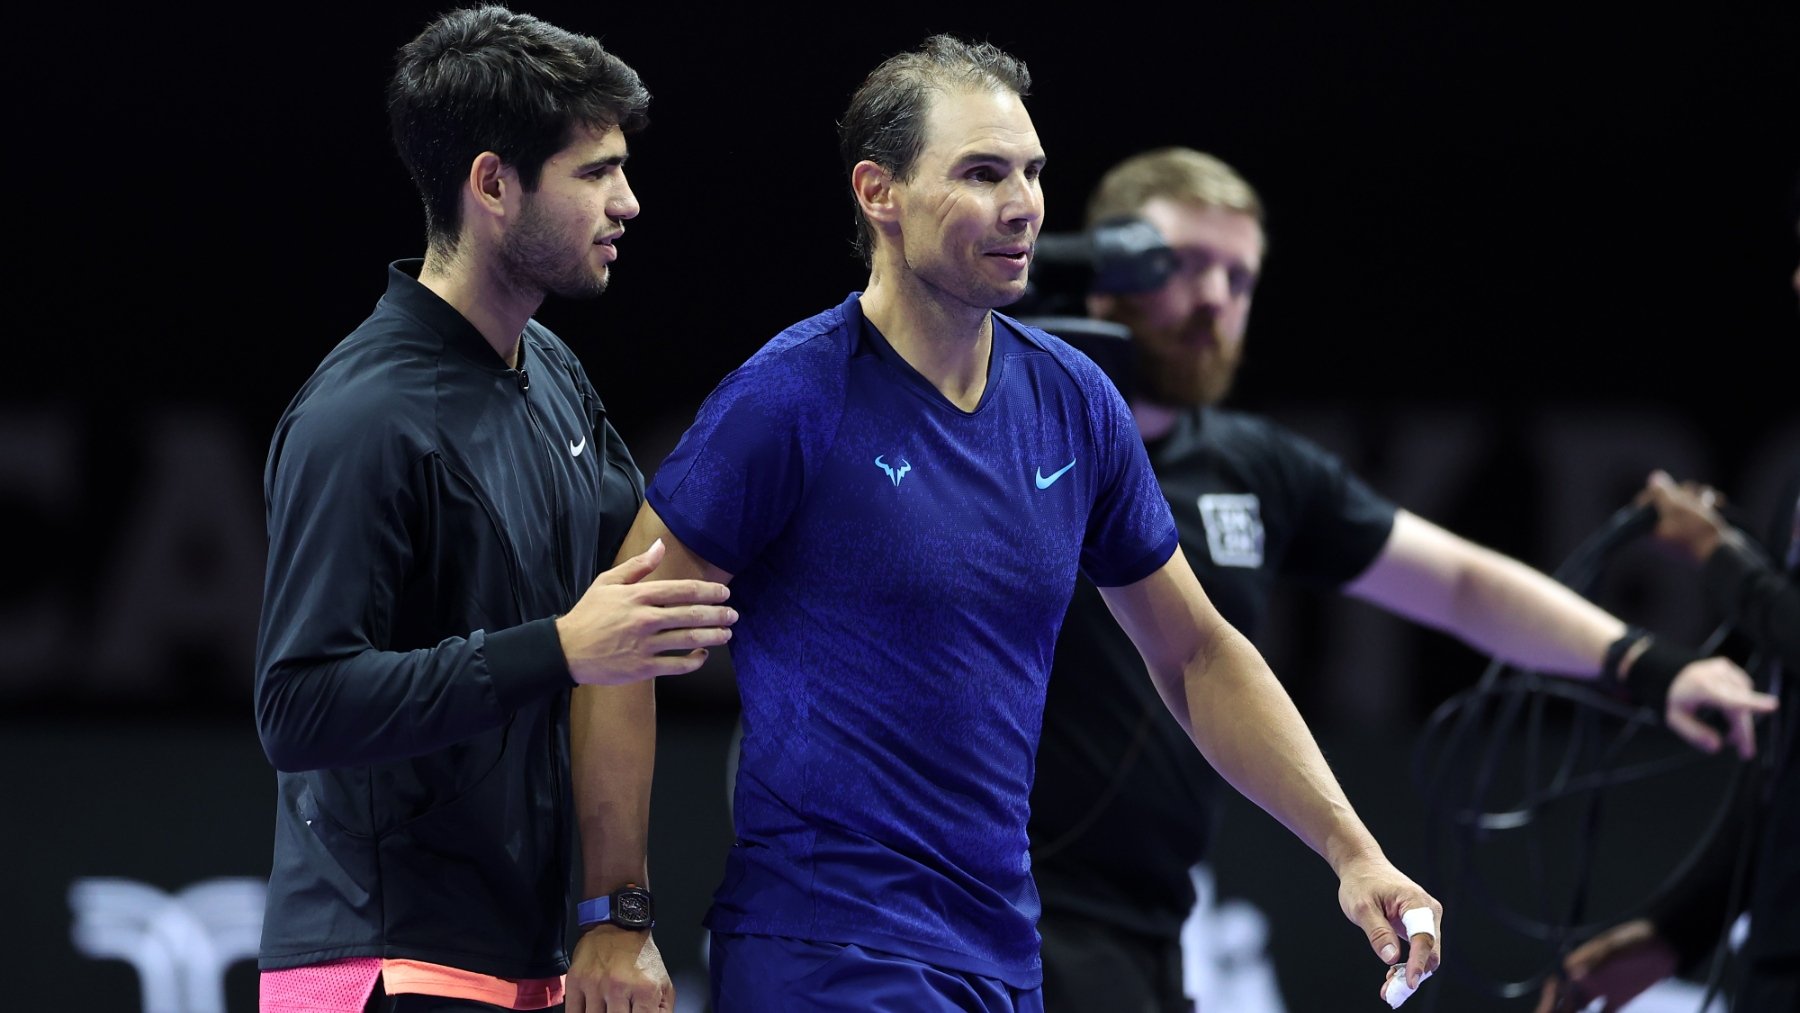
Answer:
[{"xmin": 1030, "ymin": 405, "xmax": 1397, "ymax": 937}]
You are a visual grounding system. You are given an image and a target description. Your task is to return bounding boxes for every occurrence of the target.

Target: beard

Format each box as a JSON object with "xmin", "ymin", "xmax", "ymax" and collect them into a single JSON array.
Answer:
[
  {"xmin": 1124, "ymin": 311, "xmax": 1243, "ymax": 408},
  {"xmin": 500, "ymin": 196, "xmax": 608, "ymax": 301}
]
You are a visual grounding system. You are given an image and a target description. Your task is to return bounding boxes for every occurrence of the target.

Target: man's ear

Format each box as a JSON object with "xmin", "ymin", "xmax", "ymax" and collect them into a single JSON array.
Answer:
[
  {"xmin": 461, "ymin": 151, "xmax": 514, "ymax": 233},
  {"xmin": 1087, "ymin": 292, "xmax": 1117, "ymax": 319},
  {"xmin": 852, "ymin": 159, "xmax": 899, "ymax": 237}
]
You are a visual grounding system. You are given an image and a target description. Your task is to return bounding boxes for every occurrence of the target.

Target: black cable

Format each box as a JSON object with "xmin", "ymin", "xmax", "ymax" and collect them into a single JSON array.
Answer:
[
  {"xmin": 1697, "ymin": 762, "xmax": 1758, "ymax": 1013},
  {"xmin": 1411, "ymin": 501, "xmax": 1753, "ymax": 1008}
]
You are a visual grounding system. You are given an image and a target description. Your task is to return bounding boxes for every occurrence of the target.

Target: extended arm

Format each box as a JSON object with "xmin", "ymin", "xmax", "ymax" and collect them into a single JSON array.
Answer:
[
  {"xmin": 567, "ymin": 503, "xmax": 734, "ymax": 1012},
  {"xmin": 1345, "ymin": 510, "xmax": 1775, "ymax": 756},
  {"xmin": 1100, "ymin": 550, "xmax": 1442, "ymax": 988},
  {"xmin": 256, "ymin": 407, "xmax": 733, "ymax": 774},
  {"xmin": 1345, "ymin": 510, "xmax": 1622, "ymax": 676},
  {"xmin": 1640, "ymin": 470, "xmax": 1800, "ymax": 671}
]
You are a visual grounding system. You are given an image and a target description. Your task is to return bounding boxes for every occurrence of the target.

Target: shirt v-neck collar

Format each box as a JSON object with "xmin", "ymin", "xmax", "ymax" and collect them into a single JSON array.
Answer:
[{"xmin": 851, "ymin": 295, "xmax": 1012, "ymax": 416}]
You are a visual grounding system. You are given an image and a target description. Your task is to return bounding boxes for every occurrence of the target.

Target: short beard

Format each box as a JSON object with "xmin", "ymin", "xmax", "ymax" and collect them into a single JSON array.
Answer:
[
  {"xmin": 1130, "ymin": 314, "xmax": 1241, "ymax": 408},
  {"xmin": 500, "ymin": 195, "xmax": 607, "ymax": 302}
]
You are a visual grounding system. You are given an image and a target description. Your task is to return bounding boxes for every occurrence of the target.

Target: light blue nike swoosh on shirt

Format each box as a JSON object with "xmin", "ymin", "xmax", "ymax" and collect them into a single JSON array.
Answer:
[{"xmin": 1035, "ymin": 459, "xmax": 1077, "ymax": 489}]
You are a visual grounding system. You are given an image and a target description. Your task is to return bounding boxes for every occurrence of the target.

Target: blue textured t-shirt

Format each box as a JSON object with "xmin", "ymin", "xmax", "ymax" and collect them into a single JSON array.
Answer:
[{"xmin": 649, "ymin": 292, "xmax": 1179, "ymax": 987}]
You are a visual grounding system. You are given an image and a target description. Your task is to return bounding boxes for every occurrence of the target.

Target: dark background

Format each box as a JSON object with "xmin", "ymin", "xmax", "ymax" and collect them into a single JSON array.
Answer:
[{"xmin": 6, "ymin": 3, "xmax": 1799, "ymax": 1010}]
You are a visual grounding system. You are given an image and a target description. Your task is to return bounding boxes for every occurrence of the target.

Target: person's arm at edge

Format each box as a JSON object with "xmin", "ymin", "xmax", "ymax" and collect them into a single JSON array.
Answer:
[
  {"xmin": 1532, "ymin": 776, "xmax": 1757, "ymax": 1013},
  {"xmin": 1703, "ymin": 536, "xmax": 1800, "ymax": 671},
  {"xmin": 567, "ymin": 502, "xmax": 733, "ymax": 1011},
  {"xmin": 1345, "ymin": 510, "xmax": 1775, "ymax": 756},
  {"xmin": 1099, "ymin": 548, "xmax": 1442, "ymax": 988},
  {"xmin": 1641, "ymin": 468, "xmax": 1799, "ymax": 670}
]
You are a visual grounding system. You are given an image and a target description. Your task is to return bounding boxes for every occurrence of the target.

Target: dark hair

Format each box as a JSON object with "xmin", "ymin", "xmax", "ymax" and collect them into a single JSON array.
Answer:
[
  {"xmin": 837, "ymin": 34, "xmax": 1031, "ymax": 266},
  {"xmin": 387, "ymin": 5, "xmax": 650, "ymax": 254}
]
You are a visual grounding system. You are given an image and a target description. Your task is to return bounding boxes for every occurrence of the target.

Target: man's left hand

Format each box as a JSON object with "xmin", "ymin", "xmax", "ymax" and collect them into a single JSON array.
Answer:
[
  {"xmin": 566, "ymin": 926, "xmax": 673, "ymax": 1013},
  {"xmin": 1337, "ymin": 852, "xmax": 1443, "ymax": 992},
  {"xmin": 1665, "ymin": 656, "xmax": 1778, "ymax": 759}
]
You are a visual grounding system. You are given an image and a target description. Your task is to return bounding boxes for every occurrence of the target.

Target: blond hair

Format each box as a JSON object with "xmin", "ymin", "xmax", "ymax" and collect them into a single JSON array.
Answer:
[{"xmin": 1086, "ymin": 147, "xmax": 1263, "ymax": 229}]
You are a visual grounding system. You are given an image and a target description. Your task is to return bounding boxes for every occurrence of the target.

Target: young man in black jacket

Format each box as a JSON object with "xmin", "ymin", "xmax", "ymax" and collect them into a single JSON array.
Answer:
[{"xmin": 253, "ymin": 8, "xmax": 736, "ymax": 1011}]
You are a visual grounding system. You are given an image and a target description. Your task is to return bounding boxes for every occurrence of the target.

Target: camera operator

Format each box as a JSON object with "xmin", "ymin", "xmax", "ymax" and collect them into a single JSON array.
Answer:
[{"xmin": 1024, "ymin": 147, "xmax": 1779, "ymax": 1013}]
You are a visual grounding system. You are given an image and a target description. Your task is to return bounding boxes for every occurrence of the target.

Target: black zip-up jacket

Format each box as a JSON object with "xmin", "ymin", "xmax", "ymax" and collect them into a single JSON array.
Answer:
[{"xmin": 254, "ymin": 261, "xmax": 643, "ymax": 976}]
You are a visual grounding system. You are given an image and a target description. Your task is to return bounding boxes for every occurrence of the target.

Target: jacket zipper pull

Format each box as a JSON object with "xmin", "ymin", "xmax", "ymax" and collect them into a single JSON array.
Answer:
[{"xmin": 516, "ymin": 369, "xmax": 530, "ymax": 392}]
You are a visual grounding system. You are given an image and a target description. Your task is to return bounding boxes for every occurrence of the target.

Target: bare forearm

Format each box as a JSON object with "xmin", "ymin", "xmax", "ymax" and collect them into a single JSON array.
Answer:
[
  {"xmin": 1105, "ymin": 553, "xmax": 1442, "ymax": 982},
  {"xmin": 567, "ymin": 506, "xmax": 732, "ymax": 894},
  {"xmin": 1435, "ymin": 548, "xmax": 1622, "ymax": 676},
  {"xmin": 571, "ymin": 682, "xmax": 656, "ymax": 894},
  {"xmin": 1351, "ymin": 512, "xmax": 1623, "ymax": 679},
  {"xmin": 1164, "ymin": 626, "xmax": 1383, "ymax": 873}
]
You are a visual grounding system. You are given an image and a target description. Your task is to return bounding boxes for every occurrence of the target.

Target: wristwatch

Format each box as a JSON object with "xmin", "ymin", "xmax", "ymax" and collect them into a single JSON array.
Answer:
[{"xmin": 577, "ymin": 885, "xmax": 655, "ymax": 930}]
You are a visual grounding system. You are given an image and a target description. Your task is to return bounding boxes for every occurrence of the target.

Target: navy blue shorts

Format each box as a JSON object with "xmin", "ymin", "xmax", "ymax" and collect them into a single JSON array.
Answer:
[{"xmin": 710, "ymin": 932, "xmax": 1045, "ymax": 1012}]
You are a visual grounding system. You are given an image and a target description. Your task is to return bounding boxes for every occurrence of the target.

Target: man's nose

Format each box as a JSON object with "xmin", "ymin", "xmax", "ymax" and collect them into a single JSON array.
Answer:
[
  {"xmin": 1192, "ymin": 264, "xmax": 1230, "ymax": 306},
  {"xmin": 1000, "ymin": 177, "xmax": 1043, "ymax": 230},
  {"xmin": 611, "ymin": 170, "xmax": 642, "ymax": 221}
]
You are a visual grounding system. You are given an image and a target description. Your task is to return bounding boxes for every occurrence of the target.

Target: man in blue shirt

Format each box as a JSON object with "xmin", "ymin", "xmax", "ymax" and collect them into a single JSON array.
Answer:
[
  {"xmin": 1028, "ymin": 146, "xmax": 1781, "ymax": 1013},
  {"xmin": 582, "ymin": 35, "xmax": 1441, "ymax": 1011}
]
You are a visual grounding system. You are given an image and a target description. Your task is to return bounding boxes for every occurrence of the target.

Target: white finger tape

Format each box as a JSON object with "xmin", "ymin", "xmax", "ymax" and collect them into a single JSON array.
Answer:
[
  {"xmin": 1382, "ymin": 964, "xmax": 1432, "ymax": 1009},
  {"xmin": 1402, "ymin": 906, "xmax": 1437, "ymax": 940}
]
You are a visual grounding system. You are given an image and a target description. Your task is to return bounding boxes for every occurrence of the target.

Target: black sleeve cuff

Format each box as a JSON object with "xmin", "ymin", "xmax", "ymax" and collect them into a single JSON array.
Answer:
[
  {"xmin": 485, "ymin": 616, "xmax": 574, "ymax": 712},
  {"xmin": 1701, "ymin": 540, "xmax": 1761, "ymax": 618},
  {"xmin": 1700, "ymin": 539, "xmax": 1800, "ymax": 671},
  {"xmin": 1621, "ymin": 638, "xmax": 1698, "ymax": 713}
]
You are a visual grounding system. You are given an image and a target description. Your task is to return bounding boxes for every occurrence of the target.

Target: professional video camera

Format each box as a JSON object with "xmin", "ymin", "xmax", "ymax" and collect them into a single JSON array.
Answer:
[{"xmin": 1013, "ymin": 216, "xmax": 1177, "ymax": 400}]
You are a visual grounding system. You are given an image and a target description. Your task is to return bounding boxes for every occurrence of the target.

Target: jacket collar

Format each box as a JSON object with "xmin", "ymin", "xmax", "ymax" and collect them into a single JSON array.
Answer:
[{"xmin": 379, "ymin": 259, "xmax": 528, "ymax": 373}]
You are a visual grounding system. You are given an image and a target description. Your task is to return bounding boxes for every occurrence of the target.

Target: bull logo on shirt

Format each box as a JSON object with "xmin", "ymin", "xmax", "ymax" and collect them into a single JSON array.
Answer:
[{"xmin": 874, "ymin": 455, "xmax": 912, "ymax": 487}]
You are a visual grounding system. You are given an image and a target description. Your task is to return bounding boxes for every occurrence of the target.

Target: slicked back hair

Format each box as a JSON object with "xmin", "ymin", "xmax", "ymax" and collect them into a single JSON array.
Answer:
[
  {"xmin": 838, "ymin": 34, "xmax": 1031, "ymax": 266},
  {"xmin": 387, "ymin": 5, "xmax": 650, "ymax": 255}
]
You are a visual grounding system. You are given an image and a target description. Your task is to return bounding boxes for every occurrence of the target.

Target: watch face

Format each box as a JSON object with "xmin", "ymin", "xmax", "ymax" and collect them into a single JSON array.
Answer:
[{"xmin": 615, "ymin": 889, "xmax": 652, "ymax": 928}]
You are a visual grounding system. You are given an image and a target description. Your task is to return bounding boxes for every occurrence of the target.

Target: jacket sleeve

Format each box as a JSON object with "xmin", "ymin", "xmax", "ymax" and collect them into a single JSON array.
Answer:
[
  {"xmin": 1702, "ymin": 540, "xmax": 1800, "ymax": 672},
  {"xmin": 253, "ymin": 399, "xmax": 571, "ymax": 772}
]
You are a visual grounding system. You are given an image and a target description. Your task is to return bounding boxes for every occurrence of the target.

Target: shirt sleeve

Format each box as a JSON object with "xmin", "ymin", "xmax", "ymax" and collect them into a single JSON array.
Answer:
[
  {"xmin": 1272, "ymin": 428, "xmax": 1397, "ymax": 587},
  {"xmin": 254, "ymin": 396, "xmax": 570, "ymax": 773},
  {"xmin": 647, "ymin": 357, "xmax": 819, "ymax": 575},
  {"xmin": 1078, "ymin": 369, "xmax": 1180, "ymax": 588},
  {"xmin": 1702, "ymin": 539, "xmax": 1800, "ymax": 671}
]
